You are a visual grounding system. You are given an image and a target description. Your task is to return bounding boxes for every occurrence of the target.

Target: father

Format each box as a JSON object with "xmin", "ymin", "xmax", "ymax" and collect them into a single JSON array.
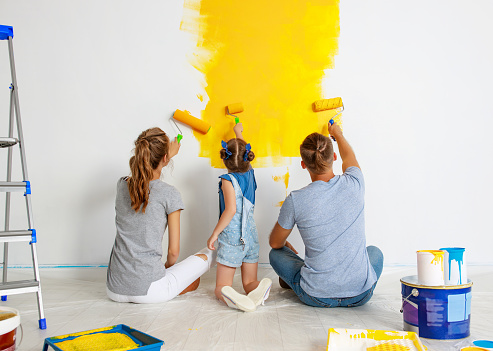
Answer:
[{"xmin": 269, "ymin": 121, "xmax": 383, "ymax": 307}]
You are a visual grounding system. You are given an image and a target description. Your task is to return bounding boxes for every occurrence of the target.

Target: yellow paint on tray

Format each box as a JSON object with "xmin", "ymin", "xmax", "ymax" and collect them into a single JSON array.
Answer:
[
  {"xmin": 56, "ymin": 332, "xmax": 138, "ymax": 351},
  {"xmin": 327, "ymin": 328, "xmax": 425, "ymax": 351},
  {"xmin": 53, "ymin": 326, "xmax": 114, "ymax": 339},
  {"xmin": 181, "ymin": 0, "xmax": 340, "ymax": 168},
  {"xmin": 367, "ymin": 345, "xmax": 411, "ymax": 351}
]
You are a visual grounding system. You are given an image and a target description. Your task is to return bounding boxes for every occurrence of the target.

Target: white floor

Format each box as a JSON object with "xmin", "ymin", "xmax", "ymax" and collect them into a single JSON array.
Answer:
[{"xmin": 2, "ymin": 265, "xmax": 492, "ymax": 351}]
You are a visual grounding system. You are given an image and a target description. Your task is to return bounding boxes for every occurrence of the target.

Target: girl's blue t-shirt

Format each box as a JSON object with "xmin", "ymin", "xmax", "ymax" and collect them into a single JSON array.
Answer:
[{"xmin": 218, "ymin": 168, "xmax": 257, "ymax": 216}]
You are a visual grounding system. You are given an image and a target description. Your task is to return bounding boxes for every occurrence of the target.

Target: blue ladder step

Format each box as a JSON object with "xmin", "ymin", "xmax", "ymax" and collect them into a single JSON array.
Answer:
[
  {"xmin": 0, "ymin": 25, "xmax": 13, "ymax": 40},
  {"xmin": 0, "ymin": 181, "xmax": 30, "ymax": 194}
]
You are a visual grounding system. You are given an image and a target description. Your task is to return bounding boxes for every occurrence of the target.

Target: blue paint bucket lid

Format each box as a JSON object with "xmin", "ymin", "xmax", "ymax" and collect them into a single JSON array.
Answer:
[
  {"xmin": 474, "ymin": 340, "xmax": 493, "ymax": 349},
  {"xmin": 440, "ymin": 247, "xmax": 465, "ymax": 252}
]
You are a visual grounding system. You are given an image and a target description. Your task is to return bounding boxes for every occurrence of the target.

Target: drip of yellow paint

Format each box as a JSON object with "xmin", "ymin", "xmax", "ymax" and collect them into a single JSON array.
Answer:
[
  {"xmin": 273, "ymin": 169, "xmax": 290, "ymax": 207},
  {"xmin": 55, "ymin": 332, "xmax": 138, "ymax": 351},
  {"xmin": 181, "ymin": 0, "xmax": 340, "ymax": 168},
  {"xmin": 418, "ymin": 250, "xmax": 445, "ymax": 272}
]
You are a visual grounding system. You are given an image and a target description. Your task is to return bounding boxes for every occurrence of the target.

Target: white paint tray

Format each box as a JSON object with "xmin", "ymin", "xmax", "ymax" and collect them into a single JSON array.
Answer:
[{"xmin": 327, "ymin": 328, "xmax": 426, "ymax": 351}]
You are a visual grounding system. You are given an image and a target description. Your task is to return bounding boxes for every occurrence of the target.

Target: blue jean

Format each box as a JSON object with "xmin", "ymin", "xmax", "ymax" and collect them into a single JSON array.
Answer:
[{"xmin": 269, "ymin": 245, "xmax": 384, "ymax": 308}]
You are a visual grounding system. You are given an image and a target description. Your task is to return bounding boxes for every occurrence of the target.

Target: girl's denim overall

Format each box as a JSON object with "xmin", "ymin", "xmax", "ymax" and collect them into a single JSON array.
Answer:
[{"xmin": 217, "ymin": 174, "xmax": 259, "ymax": 267}]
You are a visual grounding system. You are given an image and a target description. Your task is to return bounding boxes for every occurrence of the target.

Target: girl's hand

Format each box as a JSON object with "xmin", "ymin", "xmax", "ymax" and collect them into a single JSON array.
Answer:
[
  {"xmin": 233, "ymin": 122, "xmax": 244, "ymax": 140},
  {"xmin": 168, "ymin": 137, "xmax": 181, "ymax": 159},
  {"xmin": 207, "ymin": 233, "xmax": 219, "ymax": 250}
]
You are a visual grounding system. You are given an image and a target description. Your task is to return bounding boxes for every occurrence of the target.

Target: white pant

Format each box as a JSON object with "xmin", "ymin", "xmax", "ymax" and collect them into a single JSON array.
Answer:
[{"xmin": 107, "ymin": 248, "xmax": 216, "ymax": 304}]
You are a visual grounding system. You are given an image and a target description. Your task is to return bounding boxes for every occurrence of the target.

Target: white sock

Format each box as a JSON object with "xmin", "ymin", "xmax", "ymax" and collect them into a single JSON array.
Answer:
[
  {"xmin": 247, "ymin": 278, "xmax": 272, "ymax": 306},
  {"xmin": 221, "ymin": 286, "xmax": 256, "ymax": 312}
]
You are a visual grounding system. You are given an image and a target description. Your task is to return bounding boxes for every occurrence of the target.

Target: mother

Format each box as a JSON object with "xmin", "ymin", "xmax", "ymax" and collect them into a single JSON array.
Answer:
[
  {"xmin": 106, "ymin": 127, "xmax": 214, "ymax": 303},
  {"xmin": 269, "ymin": 122, "xmax": 383, "ymax": 307}
]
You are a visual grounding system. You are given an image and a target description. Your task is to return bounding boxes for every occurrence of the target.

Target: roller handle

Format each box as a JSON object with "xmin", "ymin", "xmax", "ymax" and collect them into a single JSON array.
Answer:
[
  {"xmin": 177, "ymin": 134, "xmax": 183, "ymax": 143},
  {"xmin": 235, "ymin": 117, "xmax": 240, "ymax": 124},
  {"xmin": 329, "ymin": 119, "xmax": 336, "ymax": 142}
]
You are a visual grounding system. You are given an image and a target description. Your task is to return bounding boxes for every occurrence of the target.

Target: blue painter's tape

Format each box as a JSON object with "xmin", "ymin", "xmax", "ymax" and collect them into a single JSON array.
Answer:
[
  {"xmin": 24, "ymin": 181, "xmax": 31, "ymax": 195},
  {"xmin": 30, "ymin": 228, "xmax": 37, "ymax": 244}
]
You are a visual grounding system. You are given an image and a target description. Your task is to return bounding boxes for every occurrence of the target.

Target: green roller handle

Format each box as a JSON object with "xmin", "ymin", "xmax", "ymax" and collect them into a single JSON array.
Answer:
[
  {"xmin": 235, "ymin": 117, "xmax": 240, "ymax": 124},
  {"xmin": 177, "ymin": 134, "xmax": 183, "ymax": 143}
]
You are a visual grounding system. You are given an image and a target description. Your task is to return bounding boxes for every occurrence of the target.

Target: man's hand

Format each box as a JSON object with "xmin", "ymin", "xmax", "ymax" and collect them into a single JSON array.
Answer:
[
  {"xmin": 328, "ymin": 121, "xmax": 343, "ymax": 141},
  {"xmin": 284, "ymin": 241, "xmax": 298, "ymax": 254}
]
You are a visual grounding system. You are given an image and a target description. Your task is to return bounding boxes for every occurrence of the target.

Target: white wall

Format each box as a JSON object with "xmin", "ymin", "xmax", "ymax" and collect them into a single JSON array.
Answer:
[{"xmin": 0, "ymin": 0, "xmax": 492, "ymax": 266}]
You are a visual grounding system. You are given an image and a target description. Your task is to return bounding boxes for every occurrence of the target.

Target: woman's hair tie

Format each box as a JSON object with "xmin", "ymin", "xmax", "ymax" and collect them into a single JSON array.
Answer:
[
  {"xmin": 243, "ymin": 143, "xmax": 251, "ymax": 161},
  {"xmin": 221, "ymin": 140, "xmax": 232, "ymax": 159}
]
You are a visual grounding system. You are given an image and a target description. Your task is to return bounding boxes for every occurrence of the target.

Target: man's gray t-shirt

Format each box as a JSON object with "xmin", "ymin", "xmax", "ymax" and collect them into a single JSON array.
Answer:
[
  {"xmin": 107, "ymin": 177, "xmax": 184, "ymax": 296},
  {"xmin": 278, "ymin": 166, "xmax": 377, "ymax": 298}
]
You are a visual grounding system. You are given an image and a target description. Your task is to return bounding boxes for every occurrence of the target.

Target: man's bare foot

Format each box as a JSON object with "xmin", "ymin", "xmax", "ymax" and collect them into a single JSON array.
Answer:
[{"xmin": 179, "ymin": 277, "xmax": 200, "ymax": 295}]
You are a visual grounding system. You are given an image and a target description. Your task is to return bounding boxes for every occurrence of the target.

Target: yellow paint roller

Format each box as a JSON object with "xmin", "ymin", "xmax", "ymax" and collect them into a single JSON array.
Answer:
[
  {"xmin": 172, "ymin": 109, "xmax": 211, "ymax": 142},
  {"xmin": 226, "ymin": 103, "xmax": 244, "ymax": 124},
  {"xmin": 313, "ymin": 97, "xmax": 344, "ymax": 140}
]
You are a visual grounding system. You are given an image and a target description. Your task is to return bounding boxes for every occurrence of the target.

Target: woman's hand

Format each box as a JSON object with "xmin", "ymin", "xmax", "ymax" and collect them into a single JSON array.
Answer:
[
  {"xmin": 168, "ymin": 137, "xmax": 181, "ymax": 159},
  {"xmin": 207, "ymin": 233, "xmax": 219, "ymax": 250}
]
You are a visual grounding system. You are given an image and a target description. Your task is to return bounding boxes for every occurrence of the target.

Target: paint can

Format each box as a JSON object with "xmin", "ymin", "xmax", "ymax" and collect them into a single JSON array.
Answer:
[
  {"xmin": 440, "ymin": 247, "xmax": 467, "ymax": 285},
  {"xmin": 417, "ymin": 250, "xmax": 445, "ymax": 286},
  {"xmin": 401, "ymin": 275, "xmax": 472, "ymax": 339},
  {"xmin": 0, "ymin": 307, "xmax": 20, "ymax": 351}
]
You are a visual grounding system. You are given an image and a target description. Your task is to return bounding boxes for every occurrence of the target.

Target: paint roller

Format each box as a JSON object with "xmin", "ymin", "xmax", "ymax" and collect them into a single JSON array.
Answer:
[
  {"xmin": 312, "ymin": 97, "xmax": 344, "ymax": 140},
  {"xmin": 226, "ymin": 103, "xmax": 244, "ymax": 124},
  {"xmin": 171, "ymin": 109, "xmax": 211, "ymax": 142}
]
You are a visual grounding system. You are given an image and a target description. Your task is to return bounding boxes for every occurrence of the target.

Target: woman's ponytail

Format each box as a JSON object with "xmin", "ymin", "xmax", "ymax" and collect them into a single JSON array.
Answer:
[{"xmin": 127, "ymin": 128, "xmax": 169, "ymax": 213}]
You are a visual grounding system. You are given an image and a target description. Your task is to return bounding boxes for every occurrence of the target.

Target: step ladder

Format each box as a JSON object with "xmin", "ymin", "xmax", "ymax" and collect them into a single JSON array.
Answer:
[{"xmin": 0, "ymin": 25, "xmax": 46, "ymax": 330}]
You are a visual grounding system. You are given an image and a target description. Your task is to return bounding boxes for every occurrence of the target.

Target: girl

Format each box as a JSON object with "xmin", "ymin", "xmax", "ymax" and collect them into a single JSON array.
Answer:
[
  {"xmin": 207, "ymin": 123, "xmax": 272, "ymax": 312},
  {"xmin": 107, "ymin": 127, "xmax": 215, "ymax": 303}
]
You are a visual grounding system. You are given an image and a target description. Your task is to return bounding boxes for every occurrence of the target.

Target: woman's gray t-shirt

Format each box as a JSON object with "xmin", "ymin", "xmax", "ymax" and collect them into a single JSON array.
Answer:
[
  {"xmin": 278, "ymin": 166, "xmax": 377, "ymax": 298},
  {"xmin": 106, "ymin": 177, "xmax": 184, "ymax": 296}
]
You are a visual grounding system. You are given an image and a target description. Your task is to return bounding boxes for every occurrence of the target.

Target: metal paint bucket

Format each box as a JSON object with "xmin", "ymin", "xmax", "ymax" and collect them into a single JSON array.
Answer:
[
  {"xmin": 440, "ymin": 247, "xmax": 467, "ymax": 285},
  {"xmin": 416, "ymin": 250, "xmax": 445, "ymax": 286},
  {"xmin": 0, "ymin": 307, "xmax": 20, "ymax": 351},
  {"xmin": 401, "ymin": 275, "xmax": 472, "ymax": 340}
]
